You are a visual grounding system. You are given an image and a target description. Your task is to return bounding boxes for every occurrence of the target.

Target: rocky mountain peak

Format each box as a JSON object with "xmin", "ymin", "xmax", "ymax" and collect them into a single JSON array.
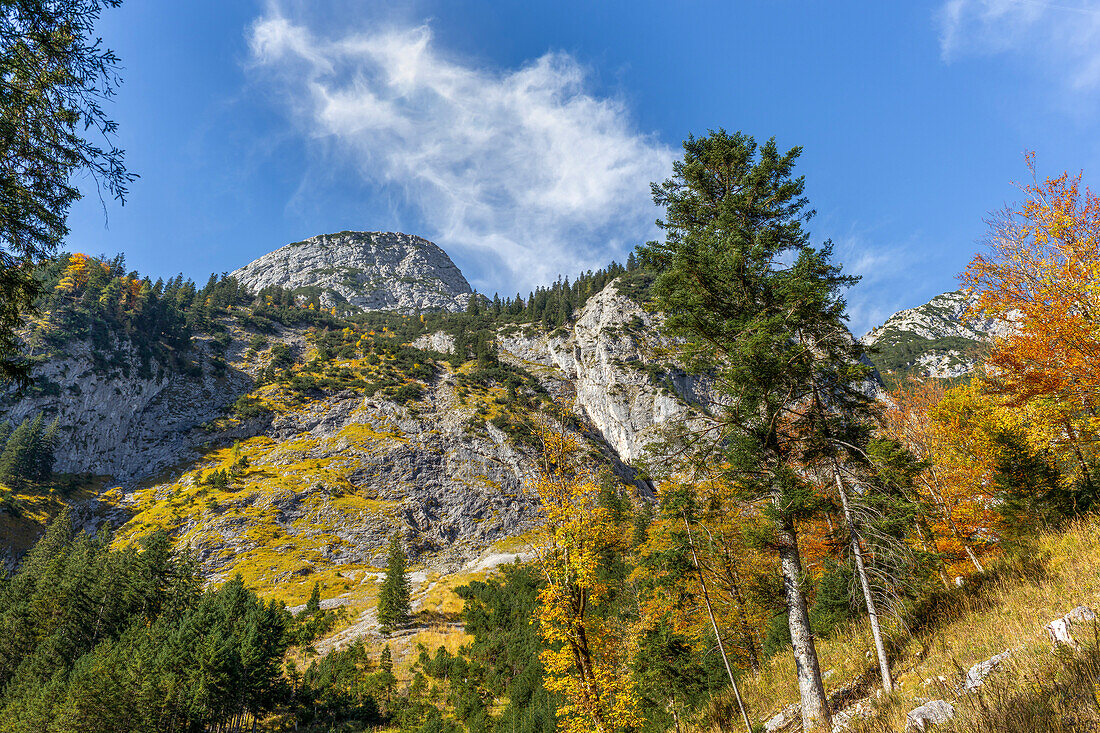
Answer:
[
  {"xmin": 231, "ymin": 231, "xmax": 472, "ymax": 313},
  {"xmin": 860, "ymin": 289, "xmax": 1013, "ymax": 381}
]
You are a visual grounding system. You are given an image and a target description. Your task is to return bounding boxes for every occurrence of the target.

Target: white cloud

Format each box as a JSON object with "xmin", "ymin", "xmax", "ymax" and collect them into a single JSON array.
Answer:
[
  {"xmin": 247, "ymin": 6, "xmax": 674, "ymax": 293},
  {"xmin": 831, "ymin": 228, "xmax": 936, "ymax": 336},
  {"xmin": 938, "ymin": 0, "xmax": 1100, "ymax": 90}
]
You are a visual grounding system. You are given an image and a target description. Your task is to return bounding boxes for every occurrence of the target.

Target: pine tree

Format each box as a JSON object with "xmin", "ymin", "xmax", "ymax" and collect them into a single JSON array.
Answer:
[{"xmin": 377, "ymin": 533, "xmax": 410, "ymax": 634}]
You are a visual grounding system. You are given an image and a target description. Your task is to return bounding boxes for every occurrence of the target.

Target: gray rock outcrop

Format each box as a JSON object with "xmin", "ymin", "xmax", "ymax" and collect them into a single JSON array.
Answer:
[
  {"xmin": 1046, "ymin": 606, "xmax": 1097, "ymax": 648},
  {"xmin": 231, "ymin": 231, "xmax": 472, "ymax": 313},
  {"xmin": 412, "ymin": 330, "xmax": 456, "ymax": 354},
  {"xmin": 905, "ymin": 700, "xmax": 955, "ymax": 732},
  {"xmin": 964, "ymin": 649, "xmax": 1011, "ymax": 691},
  {"xmin": 498, "ymin": 282, "xmax": 710, "ymax": 464}
]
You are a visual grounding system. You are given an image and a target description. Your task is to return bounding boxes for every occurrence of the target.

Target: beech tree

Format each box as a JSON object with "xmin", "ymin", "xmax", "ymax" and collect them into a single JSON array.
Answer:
[
  {"xmin": 641, "ymin": 130, "xmax": 887, "ymax": 729},
  {"xmin": 530, "ymin": 415, "xmax": 639, "ymax": 733},
  {"xmin": 962, "ymin": 158, "xmax": 1100, "ymax": 501},
  {"xmin": 883, "ymin": 378, "xmax": 996, "ymax": 578}
]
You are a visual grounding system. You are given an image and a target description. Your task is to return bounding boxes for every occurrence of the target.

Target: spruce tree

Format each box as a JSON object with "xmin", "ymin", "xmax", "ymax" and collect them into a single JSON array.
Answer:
[
  {"xmin": 305, "ymin": 581, "xmax": 321, "ymax": 616},
  {"xmin": 33, "ymin": 417, "xmax": 60, "ymax": 482},
  {"xmin": 640, "ymin": 129, "xmax": 875, "ymax": 729},
  {"xmin": 0, "ymin": 415, "xmax": 40, "ymax": 486},
  {"xmin": 0, "ymin": 0, "xmax": 135, "ymax": 383},
  {"xmin": 377, "ymin": 533, "xmax": 411, "ymax": 634}
]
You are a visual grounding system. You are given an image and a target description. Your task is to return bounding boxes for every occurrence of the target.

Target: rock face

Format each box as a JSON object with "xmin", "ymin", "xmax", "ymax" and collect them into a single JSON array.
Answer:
[
  {"xmin": 1, "ymin": 334, "xmax": 252, "ymax": 483},
  {"xmin": 861, "ymin": 290, "xmax": 1013, "ymax": 381},
  {"xmin": 497, "ymin": 283, "xmax": 710, "ymax": 464},
  {"xmin": 136, "ymin": 372, "xmax": 545, "ymax": 582},
  {"xmin": 1, "ymin": 271, "xmax": 707, "ymax": 583},
  {"xmin": 231, "ymin": 231, "xmax": 472, "ymax": 313}
]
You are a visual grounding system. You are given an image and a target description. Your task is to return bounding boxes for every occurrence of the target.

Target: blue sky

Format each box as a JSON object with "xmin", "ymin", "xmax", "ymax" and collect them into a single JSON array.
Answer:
[{"xmin": 65, "ymin": 0, "xmax": 1100, "ymax": 334}]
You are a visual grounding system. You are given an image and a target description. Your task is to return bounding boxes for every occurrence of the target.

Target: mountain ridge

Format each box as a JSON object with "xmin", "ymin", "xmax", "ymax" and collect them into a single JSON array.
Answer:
[
  {"xmin": 861, "ymin": 289, "xmax": 1009, "ymax": 383},
  {"xmin": 0, "ymin": 236, "xmax": 1004, "ymax": 590}
]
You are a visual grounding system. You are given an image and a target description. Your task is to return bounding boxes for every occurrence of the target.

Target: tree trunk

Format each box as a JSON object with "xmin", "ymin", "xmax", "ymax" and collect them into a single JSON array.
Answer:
[
  {"xmin": 682, "ymin": 511, "xmax": 753, "ymax": 733},
  {"xmin": 775, "ymin": 515, "xmax": 831, "ymax": 730},
  {"xmin": 963, "ymin": 543, "xmax": 984, "ymax": 574},
  {"xmin": 834, "ymin": 467, "xmax": 893, "ymax": 694}
]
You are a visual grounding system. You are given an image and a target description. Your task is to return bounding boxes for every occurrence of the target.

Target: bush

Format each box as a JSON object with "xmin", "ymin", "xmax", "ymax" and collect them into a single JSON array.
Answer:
[{"xmin": 231, "ymin": 394, "xmax": 270, "ymax": 421}]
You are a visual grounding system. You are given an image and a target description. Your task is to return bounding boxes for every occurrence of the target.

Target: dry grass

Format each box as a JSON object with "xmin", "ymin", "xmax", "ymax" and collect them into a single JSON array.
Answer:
[
  {"xmin": 705, "ymin": 517, "xmax": 1100, "ymax": 732},
  {"xmin": 405, "ymin": 623, "xmax": 472, "ymax": 661},
  {"xmin": 0, "ymin": 475, "xmax": 107, "ymax": 557}
]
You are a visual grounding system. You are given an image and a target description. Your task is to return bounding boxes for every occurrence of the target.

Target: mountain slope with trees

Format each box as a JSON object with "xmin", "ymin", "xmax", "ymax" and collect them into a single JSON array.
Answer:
[{"xmin": 2, "ymin": 110, "xmax": 1100, "ymax": 733}]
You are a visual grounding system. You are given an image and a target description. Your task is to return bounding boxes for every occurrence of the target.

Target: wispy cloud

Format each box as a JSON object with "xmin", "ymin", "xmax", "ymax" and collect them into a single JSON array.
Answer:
[
  {"xmin": 831, "ymin": 227, "xmax": 936, "ymax": 336},
  {"xmin": 247, "ymin": 5, "xmax": 674, "ymax": 293},
  {"xmin": 938, "ymin": 0, "xmax": 1100, "ymax": 91}
]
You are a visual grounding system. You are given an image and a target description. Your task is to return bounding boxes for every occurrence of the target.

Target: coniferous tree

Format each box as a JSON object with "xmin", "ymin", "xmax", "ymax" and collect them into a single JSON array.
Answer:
[
  {"xmin": 641, "ymin": 129, "xmax": 875, "ymax": 729},
  {"xmin": 32, "ymin": 417, "xmax": 59, "ymax": 482},
  {"xmin": 305, "ymin": 581, "xmax": 322, "ymax": 616},
  {"xmin": 0, "ymin": 415, "xmax": 40, "ymax": 487},
  {"xmin": 377, "ymin": 534, "xmax": 411, "ymax": 634},
  {"xmin": 0, "ymin": 0, "xmax": 135, "ymax": 383}
]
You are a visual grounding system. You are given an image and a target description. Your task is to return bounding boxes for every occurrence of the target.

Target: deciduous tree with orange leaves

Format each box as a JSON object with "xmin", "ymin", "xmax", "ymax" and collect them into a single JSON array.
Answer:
[
  {"xmin": 962, "ymin": 156, "xmax": 1100, "ymax": 490},
  {"xmin": 883, "ymin": 378, "xmax": 1002, "ymax": 579}
]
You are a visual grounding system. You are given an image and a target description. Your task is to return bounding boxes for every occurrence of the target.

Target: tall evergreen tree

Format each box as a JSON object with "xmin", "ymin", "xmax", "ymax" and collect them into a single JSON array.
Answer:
[
  {"xmin": 0, "ymin": 415, "xmax": 40, "ymax": 486},
  {"xmin": 32, "ymin": 417, "xmax": 60, "ymax": 482},
  {"xmin": 640, "ymin": 129, "xmax": 874, "ymax": 729},
  {"xmin": 0, "ymin": 0, "xmax": 135, "ymax": 383},
  {"xmin": 377, "ymin": 533, "xmax": 411, "ymax": 634}
]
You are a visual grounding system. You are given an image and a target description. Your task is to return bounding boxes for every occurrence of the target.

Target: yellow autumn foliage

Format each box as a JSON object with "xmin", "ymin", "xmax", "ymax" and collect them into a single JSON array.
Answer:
[{"xmin": 530, "ymin": 416, "xmax": 640, "ymax": 733}]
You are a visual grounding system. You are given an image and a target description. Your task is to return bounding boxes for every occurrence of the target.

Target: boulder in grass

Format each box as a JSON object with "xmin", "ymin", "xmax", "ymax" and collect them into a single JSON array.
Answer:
[
  {"xmin": 1045, "ymin": 606, "xmax": 1097, "ymax": 649},
  {"xmin": 905, "ymin": 700, "xmax": 955, "ymax": 732},
  {"xmin": 964, "ymin": 649, "xmax": 1011, "ymax": 691},
  {"xmin": 764, "ymin": 703, "xmax": 800, "ymax": 732}
]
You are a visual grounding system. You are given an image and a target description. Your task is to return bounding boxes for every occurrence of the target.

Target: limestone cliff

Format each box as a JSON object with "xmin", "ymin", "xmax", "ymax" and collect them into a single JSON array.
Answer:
[
  {"xmin": 497, "ymin": 283, "xmax": 709, "ymax": 464},
  {"xmin": 1, "ymin": 335, "xmax": 250, "ymax": 483},
  {"xmin": 1, "ymin": 283, "xmax": 687, "ymax": 586}
]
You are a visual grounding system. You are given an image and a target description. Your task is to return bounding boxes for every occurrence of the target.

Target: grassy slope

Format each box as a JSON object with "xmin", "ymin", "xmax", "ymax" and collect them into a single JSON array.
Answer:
[
  {"xmin": 0, "ymin": 476, "xmax": 111, "ymax": 560},
  {"xmin": 713, "ymin": 518, "xmax": 1100, "ymax": 732}
]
